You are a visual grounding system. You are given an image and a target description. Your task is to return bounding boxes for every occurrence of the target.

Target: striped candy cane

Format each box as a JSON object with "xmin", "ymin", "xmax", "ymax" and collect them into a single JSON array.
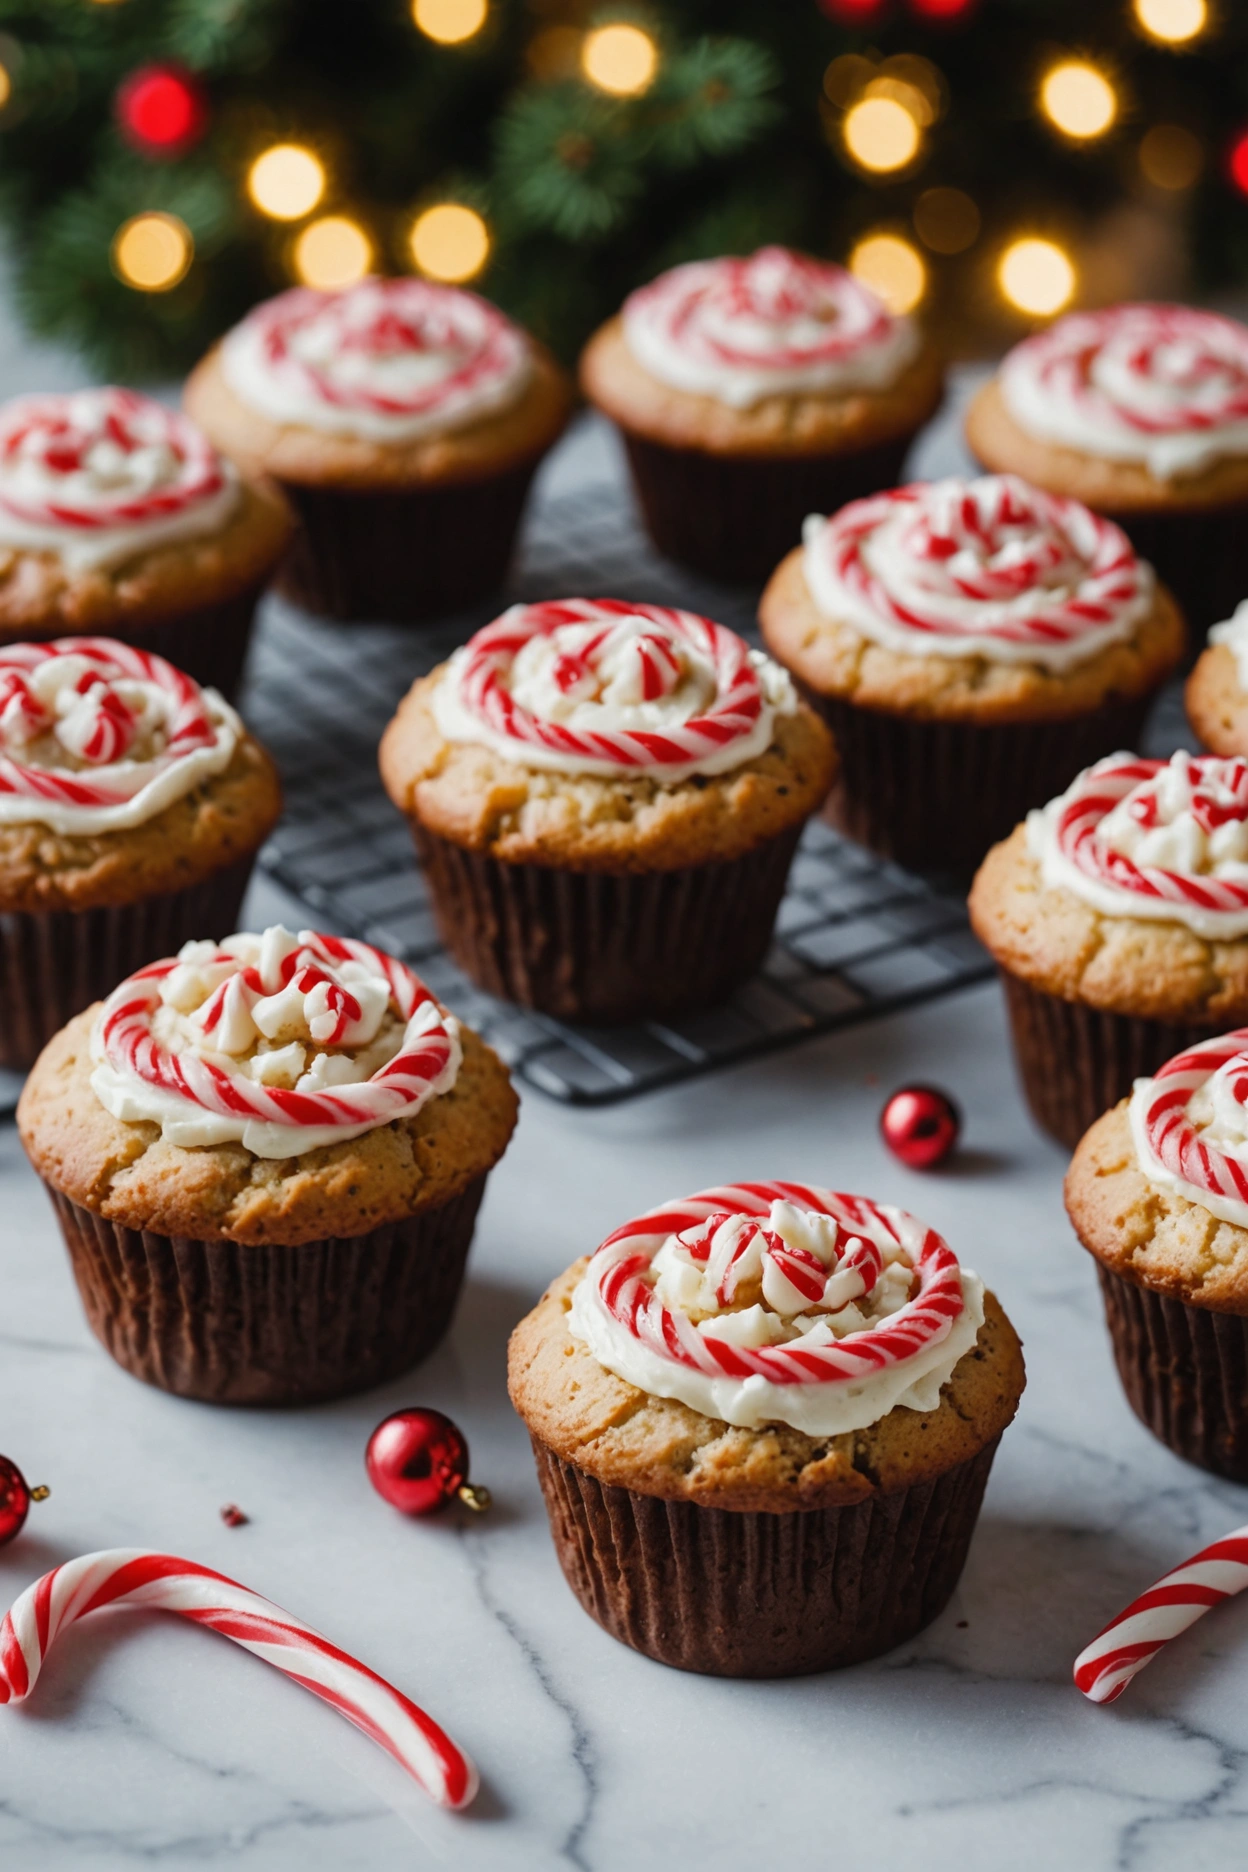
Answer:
[
  {"xmin": 0, "ymin": 1549, "xmax": 477, "ymax": 1808},
  {"xmin": 1074, "ymin": 1525, "xmax": 1248, "ymax": 1704}
]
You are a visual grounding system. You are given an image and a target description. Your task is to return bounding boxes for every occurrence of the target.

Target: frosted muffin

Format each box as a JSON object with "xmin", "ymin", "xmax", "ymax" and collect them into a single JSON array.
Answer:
[
  {"xmin": 1186, "ymin": 598, "xmax": 1248, "ymax": 755},
  {"xmin": 185, "ymin": 277, "xmax": 571, "ymax": 622},
  {"xmin": 966, "ymin": 304, "xmax": 1248, "ymax": 650},
  {"xmin": 580, "ymin": 247, "xmax": 943, "ymax": 581},
  {"xmin": 0, "ymin": 387, "xmax": 291, "ymax": 699},
  {"xmin": 760, "ymin": 474, "xmax": 1182, "ymax": 875},
  {"xmin": 509, "ymin": 1180, "xmax": 1024, "ymax": 1676},
  {"xmin": 970, "ymin": 750, "xmax": 1248, "ymax": 1147},
  {"xmin": 0, "ymin": 635, "xmax": 280, "ymax": 1070},
  {"xmin": 1067, "ymin": 1028, "xmax": 1248, "ymax": 1480},
  {"xmin": 18, "ymin": 923, "xmax": 518, "ymax": 1404},
  {"xmin": 379, "ymin": 596, "xmax": 836, "ymax": 1023}
]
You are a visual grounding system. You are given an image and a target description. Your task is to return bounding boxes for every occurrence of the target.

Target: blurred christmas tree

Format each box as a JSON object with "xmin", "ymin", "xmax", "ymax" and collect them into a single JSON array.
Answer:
[{"xmin": 0, "ymin": 0, "xmax": 1243, "ymax": 380}]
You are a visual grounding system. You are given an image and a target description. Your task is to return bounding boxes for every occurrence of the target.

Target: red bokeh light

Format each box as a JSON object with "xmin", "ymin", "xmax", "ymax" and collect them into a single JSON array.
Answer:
[
  {"xmin": 909, "ymin": 0, "xmax": 976, "ymax": 17},
  {"xmin": 1230, "ymin": 130, "xmax": 1248, "ymax": 196},
  {"xmin": 116, "ymin": 65, "xmax": 207, "ymax": 155}
]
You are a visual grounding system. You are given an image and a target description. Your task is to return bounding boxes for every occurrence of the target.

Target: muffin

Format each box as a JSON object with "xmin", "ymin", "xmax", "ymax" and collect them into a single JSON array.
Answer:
[
  {"xmin": 1186, "ymin": 598, "xmax": 1248, "ymax": 754},
  {"xmin": 966, "ymin": 303, "xmax": 1248, "ymax": 652},
  {"xmin": 970, "ymin": 749, "xmax": 1248, "ymax": 1149},
  {"xmin": 0, "ymin": 635, "xmax": 281, "ymax": 1071},
  {"xmin": 1067, "ymin": 1028, "xmax": 1248, "ymax": 1480},
  {"xmin": 760, "ymin": 474, "xmax": 1183, "ymax": 876},
  {"xmin": 580, "ymin": 247, "xmax": 944, "ymax": 582},
  {"xmin": 509, "ymin": 1180, "xmax": 1024, "ymax": 1676},
  {"xmin": 0, "ymin": 387, "xmax": 291, "ymax": 700},
  {"xmin": 18, "ymin": 923, "xmax": 518, "ymax": 1404},
  {"xmin": 185, "ymin": 276, "xmax": 571, "ymax": 623},
  {"xmin": 379, "ymin": 596, "xmax": 837, "ymax": 1024}
]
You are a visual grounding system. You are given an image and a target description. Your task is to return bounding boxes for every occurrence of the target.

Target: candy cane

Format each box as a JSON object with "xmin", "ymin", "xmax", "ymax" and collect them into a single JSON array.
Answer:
[
  {"xmin": 0, "ymin": 1549, "xmax": 477, "ymax": 1807},
  {"xmin": 1074, "ymin": 1525, "xmax": 1248, "ymax": 1704},
  {"xmin": 0, "ymin": 389, "xmax": 224, "ymax": 531}
]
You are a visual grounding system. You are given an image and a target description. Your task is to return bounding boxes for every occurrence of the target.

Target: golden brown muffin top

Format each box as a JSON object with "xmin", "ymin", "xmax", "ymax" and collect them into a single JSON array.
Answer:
[
  {"xmin": 1187, "ymin": 642, "xmax": 1248, "ymax": 757},
  {"xmin": 508, "ymin": 1259, "xmax": 1024, "ymax": 1512},
  {"xmin": 185, "ymin": 341, "xmax": 572, "ymax": 492},
  {"xmin": 969, "ymin": 822, "xmax": 1248, "ymax": 1023},
  {"xmin": 378, "ymin": 661, "xmax": 837, "ymax": 871},
  {"xmin": 1067, "ymin": 1099, "xmax": 1248, "ymax": 1313},
  {"xmin": 0, "ymin": 478, "xmax": 292, "ymax": 641},
  {"xmin": 0, "ymin": 734, "xmax": 282, "ymax": 916},
  {"xmin": 19, "ymin": 1008, "xmax": 518, "ymax": 1247},
  {"xmin": 966, "ymin": 376, "xmax": 1248, "ymax": 515},
  {"xmin": 759, "ymin": 543, "xmax": 1184, "ymax": 726},
  {"xmin": 579, "ymin": 314, "xmax": 945, "ymax": 460}
]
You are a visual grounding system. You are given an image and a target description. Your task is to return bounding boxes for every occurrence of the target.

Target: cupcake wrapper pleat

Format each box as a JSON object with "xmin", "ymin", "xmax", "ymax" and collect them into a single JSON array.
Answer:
[
  {"xmin": 805, "ymin": 691, "xmax": 1160, "ymax": 879},
  {"xmin": 43, "ymin": 1173, "xmax": 487, "ymax": 1405},
  {"xmin": 275, "ymin": 461, "xmax": 543, "ymax": 623},
  {"xmin": 410, "ymin": 821, "xmax": 805, "ymax": 1025},
  {"xmin": 620, "ymin": 430, "xmax": 919, "ymax": 583},
  {"xmin": 1105, "ymin": 501, "xmax": 1248, "ymax": 661},
  {"xmin": 529, "ymin": 1434, "xmax": 1001, "ymax": 1677},
  {"xmin": 999, "ymin": 971, "xmax": 1220, "ymax": 1150},
  {"xmin": 0, "ymin": 853, "xmax": 258, "ymax": 1073},
  {"xmin": 1095, "ymin": 1264, "xmax": 1248, "ymax": 1480}
]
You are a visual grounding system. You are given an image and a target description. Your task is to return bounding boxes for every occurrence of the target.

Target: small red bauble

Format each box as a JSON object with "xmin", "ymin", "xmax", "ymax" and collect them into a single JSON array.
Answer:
[
  {"xmin": 366, "ymin": 1409, "xmax": 490, "ymax": 1517},
  {"xmin": 0, "ymin": 1456, "xmax": 49, "ymax": 1548},
  {"xmin": 116, "ymin": 64, "xmax": 208, "ymax": 156},
  {"xmin": 880, "ymin": 1084, "xmax": 961, "ymax": 1169}
]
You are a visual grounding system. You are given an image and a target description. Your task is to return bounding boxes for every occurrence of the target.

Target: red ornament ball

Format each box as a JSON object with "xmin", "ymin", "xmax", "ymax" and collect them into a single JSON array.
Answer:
[
  {"xmin": 366, "ymin": 1409, "xmax": 489, "ymax": 1517},
  {"xmin": 880, "ymin": 1084, "xmax": 961, "ymax": 1169},
  {"xmin": 0, "ymin": 1456, "xmax": 49, "ymax": 1548},
  {"xmin": 116, "ymin": 64, "xmax": 207, "ymax": 155}
]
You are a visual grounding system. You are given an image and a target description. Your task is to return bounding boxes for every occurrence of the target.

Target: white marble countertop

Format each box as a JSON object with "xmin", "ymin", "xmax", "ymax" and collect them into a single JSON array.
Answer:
[{"xmin": 2, "ymin": 328, "xmax": 1248, "ymax": 1871}]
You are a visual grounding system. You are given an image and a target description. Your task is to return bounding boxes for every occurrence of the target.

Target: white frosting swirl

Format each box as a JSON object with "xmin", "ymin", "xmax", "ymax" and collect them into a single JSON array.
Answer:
[
  {"xmin": 568, "ymin": 1183, "xmax": 984, "ymax": 1438},
  {"xmin": 1130, "ymin": 1029, "xmax": 1248, "ymax": 1230},
  {"xmin": 623, "ymin": 247, "xmax": 919, "ymax": 409},
  {"xmin": 0, "ymin": 389, "xmax": 237, "ymax": 573},
  {"xmin": 1209, "ymin": 598, "xmax": 1248, "ymax": 690},
  {"xmin": 1001, "ymin": 304, "xmax": 1248, "ymax": 481},
  {"xmin": 0, "ymin": 638, "xmax": 240, "ymax": 835},
  {"xmin": 222, "ymin": 277, "xmax": 532, "ymax": 442},
  {"xmin": 802, "ymin": 475, "xmax": 1152, "ymax": 671}
]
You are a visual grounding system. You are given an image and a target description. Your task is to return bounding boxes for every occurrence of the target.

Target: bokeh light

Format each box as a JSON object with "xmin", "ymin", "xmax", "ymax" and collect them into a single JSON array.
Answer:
[
  {"xmin": 998, "ymin": 237, "xmax": 1076, "ymax": 316},
  {"xmin": 409, "ymin": 202, "xmax": 489, "ymax": 282},
  {"xmin": 1134, "ymin": 0, "xmax": 1207, "ymax": 44},
  {"xmin": 294, "ymin": 215, "xmax": 372, "ymax": 289},
  {"xmin": 1040, "ymin": 62, "xmax": 1117, "ymax": 141},
  {"xmin": 843, "ymin": 95, "xmax": 921, "ymax": 173},
  {"xmin": 1230, "ymin": 130, "xmax": 1248, "ymax": 197},
  {"xmin": 581, "ymin": 24, "xmax": 658, "ymax": 97},
  {"xmin": 0, "ymin": 61, "xmax": 10, "ymax": 109},
  {"xmin": 111, "ymin": 212, "xmax": 193, "ymax": 292},
  {"xmin": 412, "ymin": 0, "xmax": 488, "ymax": 44},
  {"xmin": 247, "ymin": 144, "xmax": 326, "ymax": 221},
  {"xmin": 913, "ymin": 186, "xmax": 980, "ymax": 254},
  {"xmin": 1139, "ymin": 123, "xmax": 1203, "ymax": 189},
  {"xmin": 850, "ymin": 233, "xmax": 927, "ymax": 314}
]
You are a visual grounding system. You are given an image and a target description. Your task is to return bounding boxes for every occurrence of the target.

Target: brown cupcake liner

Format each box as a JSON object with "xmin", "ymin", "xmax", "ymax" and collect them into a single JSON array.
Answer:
[
  {"xmin": 11, "ymin": 581, "xmax": 267, "ymax": 705},
  {"xmin": 1103, "ymin": 499, "xmax": 1248, "ymax": 666},
  {"xmin": 44, "ymin": 1172, "xmax": 488, "ymax": 1406},
  {"xmin": 999, "ymin": 970, "xmax": 1219, "ymax": 1151},
  {"xmin": 1095, "ymin": 1263, "xmax": 1248, "ymax": 1481},
  {"xmin": 806, "ymin": 688, "xmax": 1161, "ymax": 880},
  {"xmin": 0, "ymin": 852, "xmax": 258, "ymax": 1074},
  {"xmin": 409, "ymin": 820, "xmax": 805, "ymax": 1025},
  {"xmin": 620, "ymin": 428, "xmax": 919, "ymax": 584},
  {"xmin": 530, "ymin": 1433, "xmax": 1001, "ymax": 1677},
  {"xmin": 275, "ymin": 457, "xmax": 545, "ymax": 623}
]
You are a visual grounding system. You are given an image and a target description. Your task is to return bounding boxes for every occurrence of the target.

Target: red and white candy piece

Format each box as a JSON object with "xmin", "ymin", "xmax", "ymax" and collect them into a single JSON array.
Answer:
[
  {"xmin": 0, "ymin": 1548, "xmax": 477, "ymax": 1808},
  {"xmin": 1074, "ymin": 1523, "xmax": 1248, "ymax": 1704},
  {"xmin": 0, "ymin": 388, "xmax": 225, "ymax": 531}
]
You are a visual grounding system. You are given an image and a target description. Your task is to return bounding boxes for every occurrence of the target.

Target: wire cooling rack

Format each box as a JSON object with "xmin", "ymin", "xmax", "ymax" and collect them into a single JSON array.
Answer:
[{"xmin": 243, "ymin": 468, "xmax": 995, "ymax": 1105}]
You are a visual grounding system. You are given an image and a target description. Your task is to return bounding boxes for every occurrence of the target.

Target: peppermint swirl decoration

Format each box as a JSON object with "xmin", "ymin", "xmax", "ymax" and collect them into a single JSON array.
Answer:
[
  {"xmin": 803, "ymin": 475, "xmax": 1151, "ymax": 670},
  {"xmin": 222, "ymin": 278, "xmax": 531, "ymax": 441},
  {"xmin": 1001, "ymin": 304, "xmax": 1248, "ymax": 481},
  {"xmin": 0, "ymin": 637, "xmax": 239, "ymax": 836},
  {"xmin": 623, "ymin": 247, "xmax": 918, "ymax": 408},
  {"xmin": 436, "ymin": 598, "xmax": 793, "ymax": 780},
  {"xmin": 91, "ymin": 927, "xmax": 461, "ymax": 1159},
  {"xmin": 1130, "ymin": 1029, "xmax": 1248, "ymax": 1228}
]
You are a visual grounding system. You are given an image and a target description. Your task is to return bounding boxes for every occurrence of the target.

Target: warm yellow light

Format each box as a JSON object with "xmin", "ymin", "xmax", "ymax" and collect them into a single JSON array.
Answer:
[
  {"xmin": 412, "ymin": 0, "xmax": 487, "ymax": 45},
  {"xmin": 1041, "ymin": 62, "xmax": 1117, "ymax": 141},
  {"xmin": 999, "ymin": 238, "xmax": 1076, "ymax": 317},
  {"xmin": 1139, "ymin": 123, "xmax": 1203, "ymax": 189},
  {"xmin": 410, "ymin": 203, "xmax": 490, "ymax": 283},
  {"xmin": 913, "ymin": 186, "xmax": 980, "ymax": 255},
  {"xmin": 293, "ymin": 216, "xmax": 372, "ymax": 290},
  {"xmin": 850, "ymin": 234, "xmax": 927, "ymax": 315},
  {"xmin": 581, "ymin": 23, "xmax": 657, "ymax": 97},
  {"xmin": 111, "ymin": 213, "xmax": 193, "ymax": 293},
  {"xmin": 843, "ymin": 95, "xmax": 921, "ymax": 174},
  {"xmin": 0, "ymin": 63, "xmax": 10, "ymax": 109},
  {"xmin": 247, "ymin": 144, "xmax": 326, "ymax": 221},
  {"xmin": 1134, "ymin": 0, "xmax": 1207, "ymax": 44}
]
